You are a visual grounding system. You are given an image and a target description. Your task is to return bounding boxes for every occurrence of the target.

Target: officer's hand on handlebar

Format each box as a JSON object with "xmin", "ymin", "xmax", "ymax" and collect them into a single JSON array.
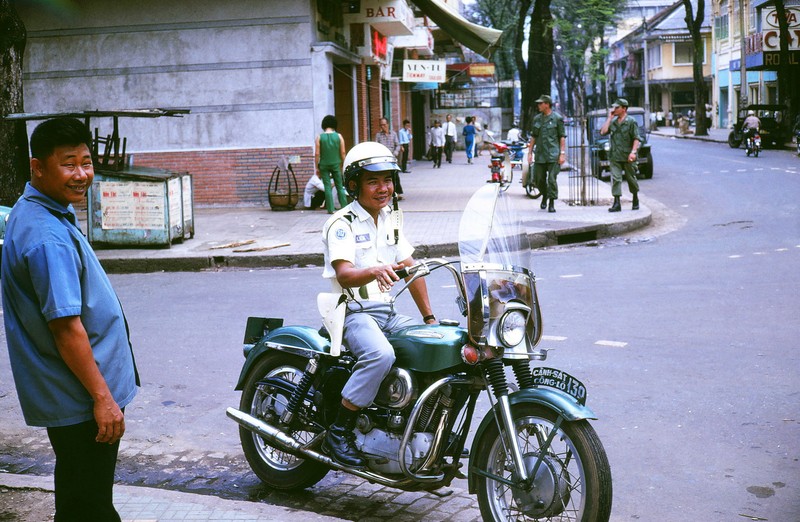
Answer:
[{"xmin": 371, "ymin": 264, "xmax": 403, "ymax": 292}]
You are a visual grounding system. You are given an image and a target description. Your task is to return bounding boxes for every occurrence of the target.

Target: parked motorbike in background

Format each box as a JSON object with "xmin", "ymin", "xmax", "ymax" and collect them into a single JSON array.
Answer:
[
  {"xmin": 227, "ymin": 182, "xmax": 613, "ymax": 521},
  {"xmin": 743, "ymin": 128, "xmax": 761, "ymax": 157},
  {"xmin": 487, "ymin": 141, "xmax": 514, "ymax": 184}
]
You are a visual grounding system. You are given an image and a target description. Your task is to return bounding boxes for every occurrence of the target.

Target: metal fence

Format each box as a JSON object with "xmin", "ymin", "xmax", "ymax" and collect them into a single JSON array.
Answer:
[{"xmin": 565, "ymin": 119, "xmax": 600, "ymax": 206}]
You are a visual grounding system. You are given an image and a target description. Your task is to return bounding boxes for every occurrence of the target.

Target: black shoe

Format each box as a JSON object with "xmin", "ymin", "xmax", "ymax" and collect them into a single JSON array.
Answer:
[
  {"xmin": 548, "ymin": 199, "xmax": 556, "ymax": 213},
  {"xmin": 540, "ymin": 197, "xmax": 547, "ymax": 210},
  {"xmin": 632, "ymin": 193, "xmax": 640, "ymax": 210},
  {"xmin": 608, "ymin": 196, "xmax": 621, "ymax": 213},
  {"xmin": 322, "ymin": 424, "xmax": 366, "ymax": 469}
]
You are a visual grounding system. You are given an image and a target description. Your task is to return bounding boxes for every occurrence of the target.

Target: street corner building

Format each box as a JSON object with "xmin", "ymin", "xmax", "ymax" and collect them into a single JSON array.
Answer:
[{"xmin": 15, "ymin": 0, "xmax": 501, "ymax": 209}]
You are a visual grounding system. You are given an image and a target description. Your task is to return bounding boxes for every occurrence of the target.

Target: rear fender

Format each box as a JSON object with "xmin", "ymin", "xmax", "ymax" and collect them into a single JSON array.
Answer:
[
  {"xmin": 235, "ymin": 322, "xmax": 330, "ymax": 390},
  {"xmin": 467, "ymin": 387, "xmax": 597, "ymax": 494}
]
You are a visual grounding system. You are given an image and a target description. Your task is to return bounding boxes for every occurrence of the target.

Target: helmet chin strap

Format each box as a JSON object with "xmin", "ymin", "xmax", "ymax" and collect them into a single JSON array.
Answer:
[{"xmin": 388, "ymin": 191, "xmax": 402, "ymax": 245}]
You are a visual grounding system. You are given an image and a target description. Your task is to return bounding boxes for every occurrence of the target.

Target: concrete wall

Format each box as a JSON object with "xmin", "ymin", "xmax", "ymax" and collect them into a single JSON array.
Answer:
[{"xmin": 19, "ymin": 0, "xmax": 317, "ymax": 152}]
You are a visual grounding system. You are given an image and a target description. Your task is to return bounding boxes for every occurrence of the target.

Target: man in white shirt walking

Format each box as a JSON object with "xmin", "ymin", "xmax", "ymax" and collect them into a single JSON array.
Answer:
[{"xmin": 443, "ymin": 114, "xmax": 456, "ymax": 163}]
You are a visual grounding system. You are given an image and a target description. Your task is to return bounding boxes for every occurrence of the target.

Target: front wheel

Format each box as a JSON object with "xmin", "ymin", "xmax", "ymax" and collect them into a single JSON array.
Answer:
[
  {"xmin": 474, "ymin": 403, "xmax": 612, "ymax": 522},
  {"xmin": 239, "ymin": 353, "xmax": 329, "ymax": 490}
]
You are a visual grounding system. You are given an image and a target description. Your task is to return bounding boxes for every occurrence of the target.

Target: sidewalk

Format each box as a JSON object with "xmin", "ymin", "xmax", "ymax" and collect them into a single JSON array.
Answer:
[
  {"xmin": 90, "ymin": 149, "xmax": 652, "ymax": 273},
  {"xmin": 0, "ymin": 472, "xmax": 346, "ymax": 521},
  {"xmin": 651, "ymin": 125, "xmax": 731, "ymax": 143}
]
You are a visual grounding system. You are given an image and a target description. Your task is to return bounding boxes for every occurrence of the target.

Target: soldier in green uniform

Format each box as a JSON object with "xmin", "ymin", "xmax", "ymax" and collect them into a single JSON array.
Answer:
[
  {"xmin": 526, "ymin": 94, "xmax": 566, "ymax": 213},
  {"xmin": 599, "ymin": 98, "xmax": 640, "ymax": 212}
]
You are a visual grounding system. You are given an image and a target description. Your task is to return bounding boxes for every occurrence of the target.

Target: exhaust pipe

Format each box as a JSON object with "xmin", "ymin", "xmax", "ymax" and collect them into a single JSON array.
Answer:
[{"xmin": 226, "ymin": 407, "xmax": 410, "ymax": 488}]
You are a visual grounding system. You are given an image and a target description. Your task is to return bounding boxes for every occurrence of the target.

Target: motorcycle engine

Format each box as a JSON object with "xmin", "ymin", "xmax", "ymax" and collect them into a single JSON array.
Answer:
[
  {"xmin": 373, "ymin": 368, "xmax": 416, "ymax": 410},
  {"xmin": 355, "ymin": 428, "xmax": 434, "ymax": 475}
]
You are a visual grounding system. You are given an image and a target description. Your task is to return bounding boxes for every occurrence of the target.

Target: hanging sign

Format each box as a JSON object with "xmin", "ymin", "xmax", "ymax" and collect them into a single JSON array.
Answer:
[{"xmin": 402, "ymin": 59, "xmax": 447, "ymax": 82}]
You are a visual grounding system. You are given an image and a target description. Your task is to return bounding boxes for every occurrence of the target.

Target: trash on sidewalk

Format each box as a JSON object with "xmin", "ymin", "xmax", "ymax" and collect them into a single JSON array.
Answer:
[
  {"xmin": 210, "ymin": 239, "xmax": 256, "ymax": 250},
  {"xmin": 233, "ymin": 242, "xmax": 291, "ymax": 252}
]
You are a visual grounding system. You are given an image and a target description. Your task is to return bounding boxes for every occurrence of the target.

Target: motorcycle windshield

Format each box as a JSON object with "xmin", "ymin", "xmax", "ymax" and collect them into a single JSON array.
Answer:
[{"xmin": 458, "ymin": 184, "xmax": 531, "ymax": 269}]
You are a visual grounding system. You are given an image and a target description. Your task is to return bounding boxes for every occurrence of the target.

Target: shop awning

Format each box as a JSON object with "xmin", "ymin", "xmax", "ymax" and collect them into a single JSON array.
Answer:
[{"xmin": 412, "ymin": 0, "xmax": 503, "ymax": 58}]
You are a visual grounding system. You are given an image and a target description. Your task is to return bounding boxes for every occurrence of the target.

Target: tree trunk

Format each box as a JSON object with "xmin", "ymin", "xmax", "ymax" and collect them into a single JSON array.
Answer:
[
  {"xmin": 521, "ymin": 0, "xmax": 554, "ymax": 130},
  {"xmin": 773, "ymin": 0, "xmax": 795, "ymax": 135},
  {"xmin": 0, "ymin": 0, "xmax": 28, "ymax": 206},
  {"xmin": 683, "ymin": 0, "xmax": 708, "ymax": 136}
]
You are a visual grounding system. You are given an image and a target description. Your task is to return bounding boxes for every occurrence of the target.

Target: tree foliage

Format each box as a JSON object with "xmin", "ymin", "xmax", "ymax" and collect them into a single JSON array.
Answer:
[
  {"xmin": 0, "ymin": 0, "xmax": 28, "ymax": 206},
  {"xmin": 681, "ymin": 0, "xmax": 708, "ymax": 136},
  {"xmin": 470, "ymin": 0, "xmax": 625, "ymax": 128}
]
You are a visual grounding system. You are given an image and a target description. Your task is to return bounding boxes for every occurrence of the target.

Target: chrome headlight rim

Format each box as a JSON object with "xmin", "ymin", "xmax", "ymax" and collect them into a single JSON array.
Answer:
[{"xmin": 498, "ymin": 309, "xmax": 527, "ymax": 347}]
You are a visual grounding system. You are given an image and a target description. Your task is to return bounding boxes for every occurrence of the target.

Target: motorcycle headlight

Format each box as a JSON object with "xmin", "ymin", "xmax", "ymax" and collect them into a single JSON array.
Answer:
[
  {"xmin": 498, "ymin": 309, "xmax": 527, "ymax": 347},
  {"xmin": 603, "ymin": 141, "xmax": 611, "ymax": 152}
]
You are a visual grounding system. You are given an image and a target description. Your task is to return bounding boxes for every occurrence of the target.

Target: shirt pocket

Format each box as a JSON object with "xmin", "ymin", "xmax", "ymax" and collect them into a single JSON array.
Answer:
[{"xmin": 354, "ymin": 242, "xmax": 377, "ymax": 268}]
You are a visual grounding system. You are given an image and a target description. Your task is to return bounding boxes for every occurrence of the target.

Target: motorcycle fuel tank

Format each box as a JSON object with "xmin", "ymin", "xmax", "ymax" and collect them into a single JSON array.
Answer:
[{"xmin": 389, "ymin": 325, "xmax": 468, "ymax": 372}]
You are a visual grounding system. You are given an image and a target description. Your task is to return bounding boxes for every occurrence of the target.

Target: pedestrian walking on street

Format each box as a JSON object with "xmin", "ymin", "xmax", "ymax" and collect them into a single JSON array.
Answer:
[
  {"xmin": 443, "ymin": 114, "xmax": 456, "ymax": 163},
  {"xmin": 398, "ymin": 119, "xmax": 412, "ymax": 173},
  {"xmin": 375, "ymin": 117, "xmax": 404, "ymax": 200},
  {"xmin": 599, "ymin": 98, "xmax": 641, "ymax": 212},
  {"xmin": 1, "ymin": 117, "xmax": 140, "ymax": 522},
  {"xmin": 430, "ymin": 120, "xmax": 445, "ymax": 168},
  {"xmin": 315, "ymin": 115, "xmax": 348, "ymax": 214},
  {"xmin": 463, "ymin": 116, "xmax": 476, "ymax": 164},
  {"xmin": 527, "ymin": 94, "xmax": 566, "ymax": 213}
]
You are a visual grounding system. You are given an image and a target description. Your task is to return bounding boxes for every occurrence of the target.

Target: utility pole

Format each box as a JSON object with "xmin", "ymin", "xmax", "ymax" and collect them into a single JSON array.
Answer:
[
  {"xmin": 643, "ymin": 19, "xmax": 651, "ymax": 129},
  {"xmin": 739, "ymin": 0, "xmax": 748, "ymax": 108}
]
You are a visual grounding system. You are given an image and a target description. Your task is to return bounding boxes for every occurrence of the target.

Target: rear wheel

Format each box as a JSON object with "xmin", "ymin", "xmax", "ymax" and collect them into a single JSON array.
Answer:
[
  {"xmin": 640, "ymin": 157, "xmax": 654, "ymax": 179},
  {"xmin": 474, "ymin": 403, "xmax": 612, "ymax": 521},
  {"xmin": 525, "ymin": 183, "xmax": 542, "ymax": 199},
  {"xmin": 239, "ymin": 353, "xmax": 329, "ymax": 490},
  {"xmin": 728, "ymin": 131, "xmax": 742, "ymax": 148}
]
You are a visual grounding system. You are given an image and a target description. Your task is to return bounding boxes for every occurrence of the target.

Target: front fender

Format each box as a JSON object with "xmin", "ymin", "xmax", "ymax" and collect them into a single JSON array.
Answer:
[
  {"xmin": 234, "ymin": 325, "xmax": 330, "ymax": 390},
  {"xmin": 467, "ymin": 387, "xmax": 597, "ymax": 493}
]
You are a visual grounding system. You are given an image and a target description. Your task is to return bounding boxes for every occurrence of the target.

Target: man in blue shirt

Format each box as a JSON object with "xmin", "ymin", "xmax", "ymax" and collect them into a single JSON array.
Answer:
[
  {"xmin": 398, "ymin": 119, "xmax": 412, "ymax": 173},
  {"xmin": 1, "ymin": 118, "xmax": 139, "ymax": 521}
]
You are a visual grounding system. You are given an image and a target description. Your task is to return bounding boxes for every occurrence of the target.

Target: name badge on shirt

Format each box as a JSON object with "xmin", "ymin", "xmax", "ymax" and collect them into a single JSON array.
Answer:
[{"xmin": 355, "ymin": 233, "xmax": 370, "ymax": 243}]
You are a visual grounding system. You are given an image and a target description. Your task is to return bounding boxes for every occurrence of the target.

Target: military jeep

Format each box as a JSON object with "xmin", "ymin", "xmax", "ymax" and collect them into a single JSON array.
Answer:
[{"xmin": 587, "ymin": 107, "xmax": 653, "ymax": 180}]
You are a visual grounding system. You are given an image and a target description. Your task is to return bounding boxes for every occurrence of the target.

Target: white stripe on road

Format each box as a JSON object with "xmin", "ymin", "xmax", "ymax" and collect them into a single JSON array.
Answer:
[
  {"xmin": 559, "ymin": 274, "xmax": 583, "ymax": 279},
  {"xmin": 729, "ymin": 255, "xmax": 743, "ymax": 258},
  {"xmin": 595, "ymin": 340, "xmax": 628, "ymax": 348},
  {"xmin": 541, "ymin": 335, "xmax": 568, "ymax": 341}
]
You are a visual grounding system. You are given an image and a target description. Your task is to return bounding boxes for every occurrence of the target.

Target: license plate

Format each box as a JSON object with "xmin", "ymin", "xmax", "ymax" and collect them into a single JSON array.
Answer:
[{"xmin": 532, "ymin": 367, "xmax": 587, "ymax": 405}]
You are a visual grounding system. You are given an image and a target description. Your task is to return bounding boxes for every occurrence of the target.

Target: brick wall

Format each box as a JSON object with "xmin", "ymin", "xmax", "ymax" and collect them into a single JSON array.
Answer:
[{"xmin": 132, "ymin": 147, "xmax": 314, "ymax": 207}]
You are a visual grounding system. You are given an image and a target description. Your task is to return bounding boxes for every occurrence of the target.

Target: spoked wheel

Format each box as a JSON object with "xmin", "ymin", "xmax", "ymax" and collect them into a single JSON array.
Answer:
[
  {"xmin": 474, "ymin": 403, "xmax": 612, "ymax": 521},
  {"xmin": 239, "ymin": 353, "xmax": 329, "ymax": 490}
]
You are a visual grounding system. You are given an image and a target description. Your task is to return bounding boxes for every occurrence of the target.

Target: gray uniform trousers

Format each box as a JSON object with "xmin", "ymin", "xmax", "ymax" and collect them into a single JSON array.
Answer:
[{"xmin": 341, "ymin": 301, "xmax": 417, "ymax": 408}]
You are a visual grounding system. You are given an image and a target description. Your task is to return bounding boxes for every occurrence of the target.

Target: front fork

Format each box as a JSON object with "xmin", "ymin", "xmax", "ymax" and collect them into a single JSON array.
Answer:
[{"xmin": 484, "ymin": 358, "xmax": 531, "ymax": 484}]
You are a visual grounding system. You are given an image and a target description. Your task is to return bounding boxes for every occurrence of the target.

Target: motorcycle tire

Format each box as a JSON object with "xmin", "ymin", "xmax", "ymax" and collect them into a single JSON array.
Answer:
[
  {"xmin": 239, "ymin": 353, "xmax": 329, "ymax": 490},
  {"xmin": 473, "ymin": 403, "xmax": 612, "ymax": 522},
  {"xmin": 524, "ymin": 183, "xmax": 542, "ymax": 199}
]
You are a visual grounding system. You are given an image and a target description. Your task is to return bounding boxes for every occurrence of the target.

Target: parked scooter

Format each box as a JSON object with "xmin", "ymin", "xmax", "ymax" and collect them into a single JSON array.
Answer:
[
  {"xmin": 227, "ymin": 183, "xmax": 613, "ymax": 521},
  {"xmin": 744, "ymin": 128, "xmax": 761, "ymax": 157},
  {"xmin": 487, "ymin": 141, "xmax": 514, "ymax": 184}
]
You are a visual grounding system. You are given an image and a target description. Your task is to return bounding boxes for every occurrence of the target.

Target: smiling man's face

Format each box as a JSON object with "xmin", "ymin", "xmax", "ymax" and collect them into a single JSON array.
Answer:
[{"xmin": 32, "ymin": 143, "xmax": 94, "ymax": 206}]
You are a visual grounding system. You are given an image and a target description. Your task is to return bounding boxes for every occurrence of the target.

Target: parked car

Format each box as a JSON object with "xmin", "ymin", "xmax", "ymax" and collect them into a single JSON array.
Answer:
[
  {"xmin": 727, "ymin": 104, "xmax": 789, "ymax": 149},
  {"xmin": 0, "ymin": 205, "xmax": 11, "ymax": 267},
  {"xmin": 587, "ymin": 107, "xmax": 653, "ymax": 180}
]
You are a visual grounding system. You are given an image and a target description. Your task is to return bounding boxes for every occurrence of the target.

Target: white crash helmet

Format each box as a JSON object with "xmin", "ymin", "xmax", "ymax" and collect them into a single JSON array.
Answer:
[
  {"xmin": 747, "ymin": 110, "xmax": 755, "ymax": 116},
  {"xmin": 343, "ymin": 141, "xmax": 399, "ymax": 197}
]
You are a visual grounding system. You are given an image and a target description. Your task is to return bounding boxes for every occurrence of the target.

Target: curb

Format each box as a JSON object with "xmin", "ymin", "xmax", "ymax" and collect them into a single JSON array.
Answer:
[{"xmin": 96, "ymin": 210, "xmax": 652, "ymax": 274}]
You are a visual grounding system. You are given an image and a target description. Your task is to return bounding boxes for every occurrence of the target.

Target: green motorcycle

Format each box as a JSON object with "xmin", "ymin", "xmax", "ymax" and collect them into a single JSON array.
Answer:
[{"xmin": 227, "ymin": 183, "xmax": 612, "ymax": 521}]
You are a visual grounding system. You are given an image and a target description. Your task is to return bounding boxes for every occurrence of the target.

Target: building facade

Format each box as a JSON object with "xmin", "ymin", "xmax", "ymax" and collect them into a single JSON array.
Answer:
[{"xmin": 17, "ymin": 0, "xmax": 495, "ymax": 207}]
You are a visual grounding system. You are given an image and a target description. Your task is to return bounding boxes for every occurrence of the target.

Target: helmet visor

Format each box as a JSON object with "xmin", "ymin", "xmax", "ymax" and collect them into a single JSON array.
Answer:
[{"xmin": 351, "ymin": 155, "xmax": 399, "ymax": 173}]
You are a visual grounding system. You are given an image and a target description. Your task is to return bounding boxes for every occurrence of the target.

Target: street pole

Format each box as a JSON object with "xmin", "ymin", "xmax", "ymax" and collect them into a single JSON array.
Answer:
[
  {"xmin": 643, "ymin": 20, "xmax": 651, "ymax": 129},
  {"xmin": 739, "ymin": 0, "xmax": 748, "ymax": 108}
]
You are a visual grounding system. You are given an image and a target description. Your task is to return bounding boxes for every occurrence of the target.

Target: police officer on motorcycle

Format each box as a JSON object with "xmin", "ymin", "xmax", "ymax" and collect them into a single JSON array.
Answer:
[
  {"xmin": 321, "ymin": 142, "xmax": 436, "ymax": 468},
  {"xmin": 742, "ymin": 110, "xmax": 761, "ymax": 141}
]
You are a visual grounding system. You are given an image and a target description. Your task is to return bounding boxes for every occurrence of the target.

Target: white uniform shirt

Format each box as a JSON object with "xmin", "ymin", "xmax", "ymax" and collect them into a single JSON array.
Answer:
[
  {"xmin": 322, "ymin": 200, "xmax": 413, "ymax": 302},
  {"xmin": 444, "ymin": 121, "xmax": 456, "ymax": 137},
  {"xmin": 303, "ymin": 174, "xmax": 325, "ymax": 207}
]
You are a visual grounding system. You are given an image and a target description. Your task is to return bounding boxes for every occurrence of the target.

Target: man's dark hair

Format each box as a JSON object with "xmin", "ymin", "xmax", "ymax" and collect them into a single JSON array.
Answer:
[
  {"xmin": 402, "ymin": 119, "xmax": 409, "ymax": 125},
  {"xmin": 30, "ymin": 118, "xmax": 93, "ymax": 160},
  {"xmin": 321, "ymin": 114, "xmax": 338, "ymax": 131}
]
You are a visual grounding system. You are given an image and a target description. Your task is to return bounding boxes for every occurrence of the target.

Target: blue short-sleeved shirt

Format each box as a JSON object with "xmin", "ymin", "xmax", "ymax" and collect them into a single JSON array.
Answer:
[{"xmin": 1, "ymin": 183, "xmax": 138, "ymax": 427}]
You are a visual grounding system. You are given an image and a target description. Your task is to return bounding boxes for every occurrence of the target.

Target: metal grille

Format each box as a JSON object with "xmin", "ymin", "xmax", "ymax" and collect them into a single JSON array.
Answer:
[{"xmin": 566, "ymin": 119, "xmax": 599, "ymax": 206}]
